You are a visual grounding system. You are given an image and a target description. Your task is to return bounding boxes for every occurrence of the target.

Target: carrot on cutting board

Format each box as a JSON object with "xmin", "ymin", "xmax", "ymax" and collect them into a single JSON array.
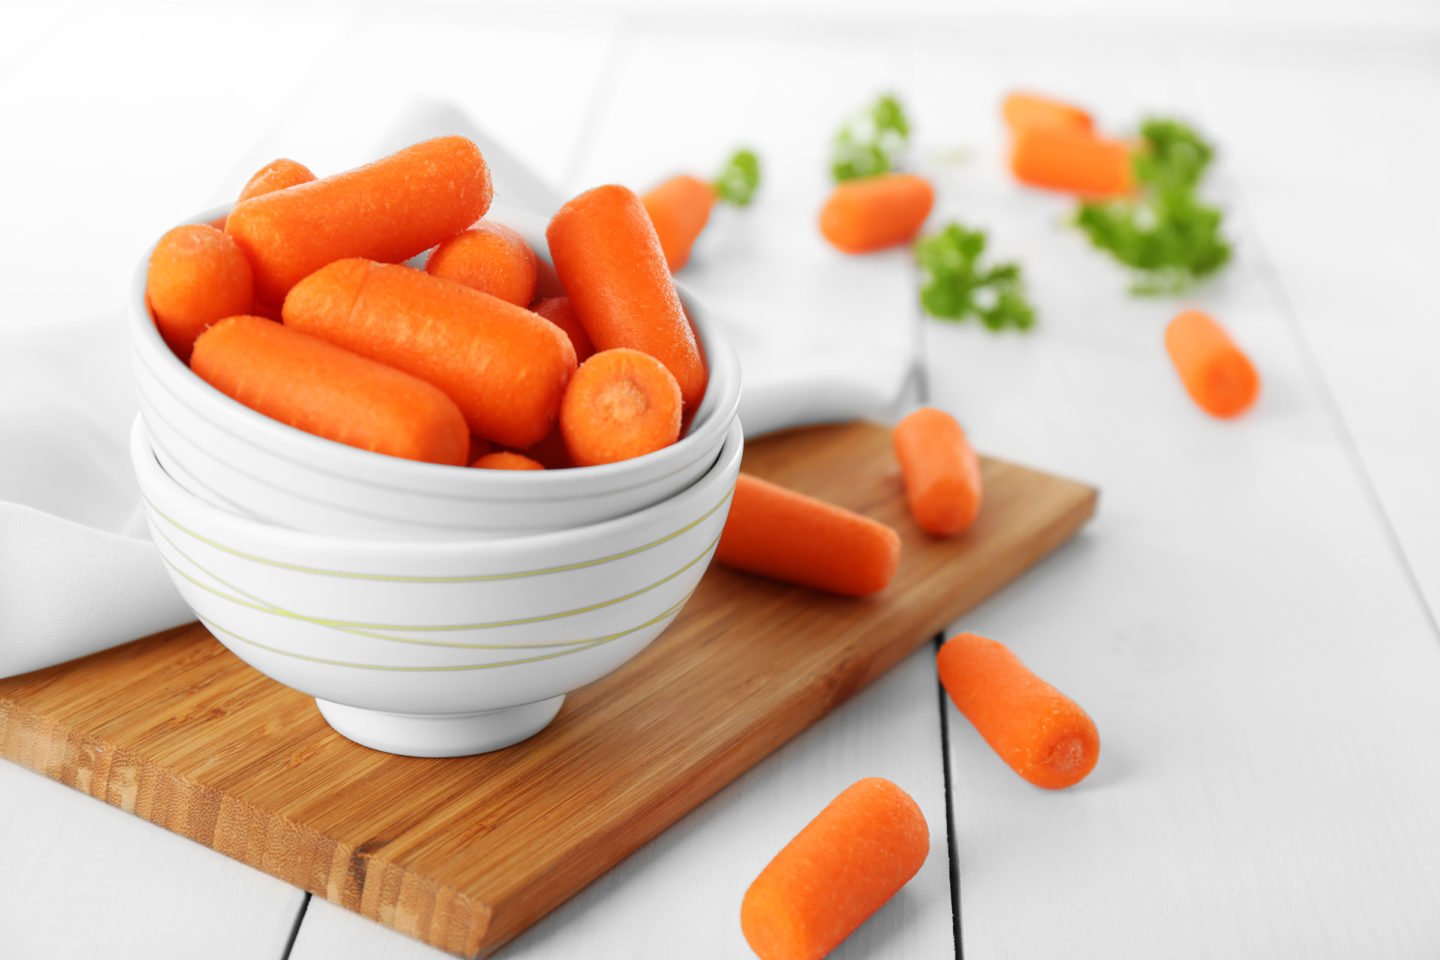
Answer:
[
  {"xmin": 819, "ymin": 173, "xmax": 934, "ymax": 254},
  {"xmin": 546, "ymin": 184, "xmax": 708, "ymax": 410},
  {"xmin": 425, "ymin": 221, "xmax": 539, "ymax": 307},
  {"xmin": 1009, "ymin": 125, "xmax": 1132, "ymax": 196},
  {"xmin": 226, "ymin": 136, "xmax": 492, "ymax": 304},
  {"xmin": 532, "ymin": 296, "xmax": 594, "ymax": 363},
  {"xmin": 716, "ymin": 474, "xmax": 901, "ymax": 597},
  {"xmin": 190, "ymin": 316, "xmax": 468, "ymax": 466},
  {"xmin": 741, "ymin": 778, "xmax": 929, "ymax": 960},
  {"xmin": 937, "ymin": 633, "xmax": 1099, "ymax": 789},
  {"xmin": 1002, "ymin": 92, "xmax": 1094, "ymax": 135},
  {"xmin": 471, "ymin": 451, "xmax": 544, "ymax": 470},
  {"xmin": 146, "ymin": 223, "xmax": 253, "ymax": 361},
  {"xmin": 283, "ymin": 259, "xmax": 576, "ymax": 448},
  {"xmin": 642, "ymin": 174, "xmax": 715, "ymax": 272},
  {"xmin": 1165, "ymin": 309, "xmax": 1259, "ymax": 418},
  {"xmin": 560, "ymin": 348, "xmax": 682, "ymax": 466},
  {"xmin": 893, "ymin": 407, "xmax": 983, "ymax": 537}
]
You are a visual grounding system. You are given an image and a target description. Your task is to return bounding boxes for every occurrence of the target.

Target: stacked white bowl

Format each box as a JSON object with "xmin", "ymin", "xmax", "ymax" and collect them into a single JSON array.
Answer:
[{"xmin": 129, "ymin": 206, "xmax": 743, "ymax": 757}]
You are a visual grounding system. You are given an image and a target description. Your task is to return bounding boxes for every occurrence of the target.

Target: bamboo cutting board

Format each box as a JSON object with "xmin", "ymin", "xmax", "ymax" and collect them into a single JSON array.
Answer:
[{"xmin": 0, "ymin": 422, "xmax": 1096, "ymax": 957}]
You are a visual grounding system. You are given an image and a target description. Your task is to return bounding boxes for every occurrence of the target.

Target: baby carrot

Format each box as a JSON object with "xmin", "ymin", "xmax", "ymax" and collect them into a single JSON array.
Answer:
[
  {"xmin": 425, "ymin": 222, "xmax": 539, "ymax": 307},
  {"xmin": 716, "ymin": 474, "xmax": 901, "ymax": 597},
  {"xmin": 937, "ymin": 633, "xmax": 1099, "ymax": 790},
  {"xmin": 560, "ymin": 348, "xmax": 682, "ymax": 467},
  {"xmin": 1009, "ymin": 126, "xmax": 1132, "ymax": 196},
  {"xmin": 893, "ymin": 408, "xmax": 983, "ymax": 537},
  {"xmin": 283, "ymin": 259, "xmax": 576, "ymax": 448},
  {"xmin": 547, "ymin": 184, "xmax": 709, "ymax": 410},
  {"xmin": 227, "ymin": 136, "xmax": 492, "ymax": 303},
  {"xmin": 1165, "ymin": 309, "xmax": 1259, "ymax": 418},
  {"xmin": 819, "ymin": 173, "xmax": 934, "ymax": 254},
  {"xmin": 532, "ymin": 296, "xmax": 594, "ymax": 363},
  {"xmin": 145, "ymin": 223, "xmax": 254, "ymax": 361},
  {"xmin": 190, "ymin": 316, "xmax": 468, "ymax": 466},
  {"xmin": 471, "ymin": 451, "xmax": 544, "ymax": 470},
  {"xmin": 741, "ymin": 778, "xmax": 929, "ymax": 960},
  {"xmin": 236, "ymin": 158, "xmax": 315, "ymax": 204},
  {"xmin": 642, "ymin": 174, "xmax": 714, "ymax": 272},
  {"xmin": 1002, "ymin": 92, "xmax": 1094, "ymax": 135}
]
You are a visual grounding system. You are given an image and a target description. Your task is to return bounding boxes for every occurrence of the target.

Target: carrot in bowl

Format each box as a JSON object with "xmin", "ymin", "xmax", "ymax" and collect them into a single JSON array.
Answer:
[
  {"xmin": 716, "ymin": 474, "xmax": 901, "ymax": 597},
  {"xmin": 146, "ymin": 223, "xmax": 254, "ymax": 361},
  {"xmin": 560, "ymin": 348, "xmax": 682, "ymax": 467},
  {"xmin": 1165, "ymin": 309, "xmax": 1259, "ymax": 418},
  {"xmin": 226, "ymin": 135, "xmax": 492, "ymax": 304},
  {"xmin": 1009, "ymin": 125, "xmax": 1132, "ymax": 196},
  {"xmin": 283, "ymin": 259, "xmax": 576, "ymax": 449},
  {"xmin": 426, "ymin": 221, "xmax": 539, "ymax": 307},
  {"xmin": 819, "ymin": 172, "xmax": 934, "ymax": 254},
  {"xmin": 1002, "ymin": 91, "xmax": 1094, "ymax": 136},
  {"xmin": 190, "ymin": 315, "xmax": 468, "ymax": 466},
  {"xmin": 532, "ymin": 296, "xmax": 594, "ymax": 363},
  {"xmin": 546, "ymin": 184, "xmax": 708, "ymax": 411},
  {"xmin": 893, "ymin": 407, "xmax": 983, "ymax": 537},
  {"xmin": 236, "ymin": 158, "xmax": 315, "ymax": 204},
  {"xmin": 741, "ymin": 777, "xmax": 929, "ymax": 960},
  {"xmin": 471, "ymin": 451, "xmax": 544, "ymax": 470},
  {"xmin": 937, "ymin": 633, "xmax": 1099, "ymax": 789}
]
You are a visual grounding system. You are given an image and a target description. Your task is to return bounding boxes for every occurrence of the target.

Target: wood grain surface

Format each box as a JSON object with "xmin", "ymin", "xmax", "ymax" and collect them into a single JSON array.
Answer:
[{"xmin": 0, "ymin": 422, "xmax": 1095, "ymax": 957}]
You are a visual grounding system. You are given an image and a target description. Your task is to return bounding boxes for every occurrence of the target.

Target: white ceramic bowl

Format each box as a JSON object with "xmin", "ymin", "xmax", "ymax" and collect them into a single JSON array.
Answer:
[
  {"xmin": 132, "ymin": 415, "xmax": 742, "ymax": 756},
  {"xmin": 131, "ymin": 204, "xmax": 742, "ymax": 539}
]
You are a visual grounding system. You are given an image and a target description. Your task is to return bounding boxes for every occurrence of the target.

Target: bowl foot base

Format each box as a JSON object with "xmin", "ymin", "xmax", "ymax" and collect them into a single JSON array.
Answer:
[{"xmin": 315, "ymin": 695, "xmax": 565, "ymax": 757}]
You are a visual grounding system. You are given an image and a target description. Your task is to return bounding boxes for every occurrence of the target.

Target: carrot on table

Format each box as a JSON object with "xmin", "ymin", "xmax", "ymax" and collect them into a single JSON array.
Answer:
[
  {"xmin": 819, "ymin": 173, "xmax": 934, "ymax": 254},
  {"xmin": 546, "ymin": 184, "xmax": 708, "ymax": 410},
  {"xmin": 1165, "ymin": 309, "xmax": 1259, "ymax": 418},
  {"xmin": 560, "ymin": 348, "xmax": 682, "ymax": 467},
  {"xmin": 1002, "ymin": 91, "xmax": 1094, "ymax": 136},
  {"xmin": 425, "ymin": 222, "xmax": 539, "ymax": 306},
  {"xmin": 937, "ymin": 633, "xmax": 1099, "ymax": 790},
  {"xmin": 471, "ymin": 451, "xmax": 544, "ymax": 470},
  {"xmin": 716, "ymin": 474, "xmax": 901, "ymax": 597},
  {"xmin": 1009, "ymin": 125, "xmax": 1132, "ymax": 196},
  {"xmin": 642, "ymin": 174, "xmax": 714, "ymax": 272},
  {"xmin": 283, "ymin": 259, "xmax": 576, "ymax": 448},
  {"xmin": 190, "ymin": 316, "xmax": 468, "ymax": 466},
  {"xmin": 145, "ymin": 223, "xmax": 253, "ymax": 361},
  {"xmin": 226, "ymin": 136, "xmax": 492, "ymax": 303},
  {"xmin": 893, "ymin": 407, "xmax": 983, "ymax": 537},
  {"xmin": 741, "ymin": 778, "xmax": 929, "ymax": 960},
  {"xmin": 532, "ymin": 296, "xmax": 594, "ymax": 363}
]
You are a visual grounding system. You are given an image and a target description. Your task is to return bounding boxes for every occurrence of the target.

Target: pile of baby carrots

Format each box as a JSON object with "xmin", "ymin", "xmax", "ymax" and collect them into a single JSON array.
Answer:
[{"xmin": 146, "ymin": 137, "xmax": 708, "ymax": 470}]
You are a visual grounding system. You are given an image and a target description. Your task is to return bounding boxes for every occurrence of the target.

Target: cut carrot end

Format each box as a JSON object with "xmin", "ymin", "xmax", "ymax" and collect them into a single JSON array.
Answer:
[
  {"xmin": 560, "ymin": 348, "xmax": 682, "ymax": 466},
  {"xmin": 893, "ymin": 407, "xmax": 983, "ymax": 537},
  {"xmin": 1165, "ymin": 310, "xmax": 1259, "ymax": 418}
]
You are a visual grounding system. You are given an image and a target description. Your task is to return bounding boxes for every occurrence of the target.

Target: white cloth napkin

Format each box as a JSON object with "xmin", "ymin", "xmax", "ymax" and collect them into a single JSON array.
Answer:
[{"xmin": 0, "ymin": 101, "xmax": 915, "ymax": 680}]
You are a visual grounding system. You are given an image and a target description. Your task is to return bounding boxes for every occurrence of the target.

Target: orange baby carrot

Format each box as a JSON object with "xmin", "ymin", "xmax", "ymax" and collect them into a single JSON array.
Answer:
[
  {"xmin": 893, "ymin": 408, "xmax": 983, "ymax": 537},
  {"xmin": 1165, "ymin": 310, "xmax": 1259, "ymax": 418},
  {"xmin": 227, "ymin": 136, "xmax": 492, "ymax": 304},
  {"xmin": 190, "ymin": 316, "xmax": 468, "ymax": 466},
  {"xmin": 532, "ymin": 296, "xmax": 594, "ymax": 363},
  {"xmin": 546, "ymin": 184, "xmax": 708, "ymax": 410},
  {"xmin": 642, "ymin": 174, "xmax": 715, "ymax": 272},
  {"xmin": 819, "ymin": 173, "xmax": 934, "ymax": 254},
  {"xmin": 741, "ymin": 778, "xmax": 929, "ymax": 960},
  {"xmin": 937, "ymin": 633, "xmax": 1099, "ymax": 790},
  {"xmin": 560, "ymin": 348, "xmax": 682, "ymax": 467},
  {"xmin": 716, "ymin": 474, "xmax": 901, "ymax": 597},
  {"xmin": 145, "ymin": 223, "xmax": 254, "ymax": 361},
  {"xmin": 1009, "ymin": 126, "xmax": 1132, "ymax": 196},
  {"xmin": 471, "ymin": 451, "xmax": 544, "ymax": 470},
  {"xmin": 283, "ymin": 259, "xmax": 576, "ymax": 448},
  {"xmin": 236, "ymin": 158, "xmax": 315, "ymax": 204},
  {"xmin": 425, "ymin": 222, "xmax": 539, "ymax": 307},
  {"xmin": 1002, "ymin": 91, "xmax": 1094, "ymax": 135}
]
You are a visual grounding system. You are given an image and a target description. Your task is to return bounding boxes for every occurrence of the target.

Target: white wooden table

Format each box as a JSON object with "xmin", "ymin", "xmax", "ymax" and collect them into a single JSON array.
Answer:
[{"xmin": 4, "ymin": 1, "xmax": 1440, "ymax": 957}]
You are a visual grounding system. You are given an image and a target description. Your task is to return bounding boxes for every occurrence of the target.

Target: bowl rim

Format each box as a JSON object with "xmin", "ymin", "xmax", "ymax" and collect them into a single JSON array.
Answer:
[{"xmin": 132, "ymin": 202, "xmax": 741, "ymax": 497}]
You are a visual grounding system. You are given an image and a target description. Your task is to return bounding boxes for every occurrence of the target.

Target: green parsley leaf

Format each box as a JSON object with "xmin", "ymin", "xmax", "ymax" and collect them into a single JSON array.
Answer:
[
  {"xmin": 916, "ymin": 222, "xmax": 1036, "ymax": 332},
  {"xmin": 831, "ymin": 94, "xmax": 911, "ymax": 182},
  {"xmin": 712, "ymin": 148, "xmax": 762, "ymax": 207}
]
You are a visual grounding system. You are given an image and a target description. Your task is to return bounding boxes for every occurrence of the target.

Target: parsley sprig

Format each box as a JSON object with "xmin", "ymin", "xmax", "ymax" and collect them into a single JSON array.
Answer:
[
  {"xmin": 916, "ymin": 222, "xmax": 1036, "ymax": 332},
  {"xmin": 713, "ymin": 148, "xmax": 762, "ymax": 206},
  {"xmin": 831, "ymin": 94, "xmax": 911, "ymax": 182}
]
